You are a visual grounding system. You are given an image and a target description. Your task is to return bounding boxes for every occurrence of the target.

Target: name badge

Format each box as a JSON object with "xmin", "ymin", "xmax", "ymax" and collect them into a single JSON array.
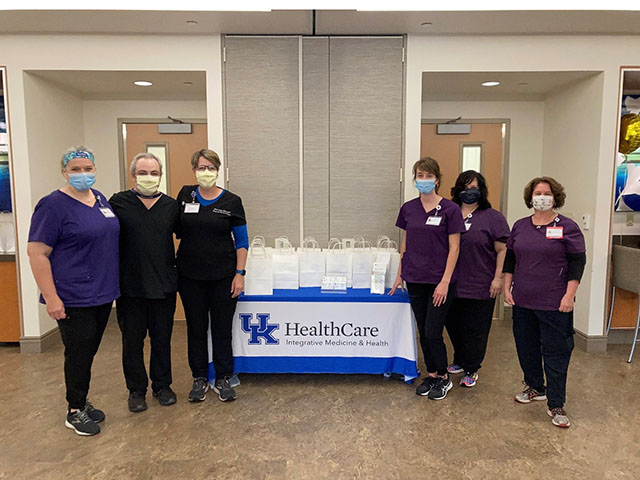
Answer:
[
  {"xmin": 184, "ymin": 203, "xmax": 200, "ymax": 214},
  {"xmin": 546, "ymin": 226, "xmax": 563, "ymax": 239},
  {"xmin": 465, "ymin": 222, "xmax": 472, "ymax": 231},
  {"xmin": 99, "ymin": 208, "xmax": 115, "ymax": 218},
  {"xmin": 426, "ymin": 216, "xmax": 442, "ymax": 226}
]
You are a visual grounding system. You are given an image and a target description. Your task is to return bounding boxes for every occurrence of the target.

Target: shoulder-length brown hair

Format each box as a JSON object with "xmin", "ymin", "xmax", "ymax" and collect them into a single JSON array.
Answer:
[{"xmin": 523, "ymin": 176, "xmax": 566, "ymax": 209}]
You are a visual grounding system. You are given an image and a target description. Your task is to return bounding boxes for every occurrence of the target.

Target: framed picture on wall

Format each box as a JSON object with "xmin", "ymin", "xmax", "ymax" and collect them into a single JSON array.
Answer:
[{"xmin": 0, "ymin": 68, "xmax": 12, "ymax": 213}]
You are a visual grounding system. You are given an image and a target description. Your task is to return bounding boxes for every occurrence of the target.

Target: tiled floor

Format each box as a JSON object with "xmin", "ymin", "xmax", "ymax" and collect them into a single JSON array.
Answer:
[{"xmin": 1, "ymin": 317, "xmax": 639, "ymax": 479}]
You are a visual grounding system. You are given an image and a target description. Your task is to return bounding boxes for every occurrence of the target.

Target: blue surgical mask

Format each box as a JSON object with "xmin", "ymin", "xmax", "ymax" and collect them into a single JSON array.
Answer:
[
  {"xmin": 460, "ymin": 187, "xmax": 481, "ymax": 205},
  {"xmin": 415, "ymin": 179, "xmax": 436, "ymax": 194},
  {"xmin": 68, "ymin": 173, "xmax": 96, "ymax": 191}
]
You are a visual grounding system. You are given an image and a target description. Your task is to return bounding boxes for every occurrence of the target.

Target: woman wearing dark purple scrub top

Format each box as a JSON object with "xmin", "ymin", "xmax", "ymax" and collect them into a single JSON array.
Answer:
[
  {"xmin": 390, "ymin": 157, "xmax": 466, "ymax": 401},
  {"xmin": 503, "ymin": 177, "xmax": 586, "ymax": 429},
  {"xmin": 445, "ymin": 171, "xmax": 510, "ymax": 388},
  {"xmin": 27, "ymin": 146, "xmax": 120, "ymax": 437}
]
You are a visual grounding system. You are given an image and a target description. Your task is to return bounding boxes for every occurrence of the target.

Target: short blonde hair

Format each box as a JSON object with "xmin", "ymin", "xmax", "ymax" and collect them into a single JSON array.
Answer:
[{"xmin": 190, "ymin": 149, "xmax": 221, "ymax": 170}]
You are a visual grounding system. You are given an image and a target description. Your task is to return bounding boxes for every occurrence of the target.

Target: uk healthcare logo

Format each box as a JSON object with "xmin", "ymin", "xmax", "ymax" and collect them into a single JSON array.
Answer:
[{"xmin": 239, "ymin": 313, "xmax": 279, "ymax": 345}]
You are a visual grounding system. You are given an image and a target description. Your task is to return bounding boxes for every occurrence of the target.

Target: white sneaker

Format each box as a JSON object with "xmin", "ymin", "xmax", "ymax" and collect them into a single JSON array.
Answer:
[{"xmin": 514, "ymin": 384, "xmax": 547, "ymax": 404}]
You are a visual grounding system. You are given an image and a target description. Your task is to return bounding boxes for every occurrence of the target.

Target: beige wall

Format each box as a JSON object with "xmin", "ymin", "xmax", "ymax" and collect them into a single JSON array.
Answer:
[
  {"xmin": 407, "ymin": 34, "xmax": 639, "ymax": 338},
  {"xmin": 541, "ymin": 73, "xmax": 605, "ymax": 335},
  {"xmin": 83, "ymin": 100, "xmax": 207, "ymax": 198},
  {"xmin": 1, "ymin": 34, "xmax": 223, "ymax": 340},
  {"xmin": 422, "ymin": 100, "xmax": 545, "ymax": 225},
  {"xmin": 22, "ymin": 73, "xmax": 85, "ymax": 336}
]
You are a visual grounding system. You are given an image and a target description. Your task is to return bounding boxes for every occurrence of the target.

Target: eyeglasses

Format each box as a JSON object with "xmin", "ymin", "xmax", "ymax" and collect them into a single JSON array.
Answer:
[{"xmin": 196, "ymin": 166, "xmax": 217, "ymax": 172}]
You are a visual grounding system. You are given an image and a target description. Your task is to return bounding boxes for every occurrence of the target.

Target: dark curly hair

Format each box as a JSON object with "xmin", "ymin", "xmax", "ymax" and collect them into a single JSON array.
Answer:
[
  {"xmin": 451, "ymin": 170, "xmax": 492, "ymax": 210},
  {"xmin": 523, "ymin": 176, "xmax": 566, "ymax": 209}
]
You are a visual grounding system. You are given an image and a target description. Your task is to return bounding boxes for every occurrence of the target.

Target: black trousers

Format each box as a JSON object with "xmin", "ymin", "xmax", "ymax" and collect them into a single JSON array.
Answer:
[
  {"xmin": 406, "ymin": 282, "xmax": 455, "ymax": 376},
  {"xmin": 178, "ymin": 275, "xmax": 237, "ymax": 379},
  {"xmin": 56, "ymin": 303, "xmax": 111, "ymax": 410},
  {"xmin": 116, "ymin": 295, "xmax": 176, "ymax": 394},
  {"xmin": 512, "ymin": 305, "xmax": 574, "ymax": 409},
  {"xmin": 445, "ymin": 297, "xmax": 496, "ymax": 373}
]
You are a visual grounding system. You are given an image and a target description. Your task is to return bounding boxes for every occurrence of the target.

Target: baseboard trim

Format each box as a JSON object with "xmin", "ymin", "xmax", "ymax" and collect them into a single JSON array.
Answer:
[
  {"xmin": 574, "ymin": 330, "xmax": 608, "ymax": 353},
  {"xmin": 607, "ymin": 328, "xmax": 640, "ymax": 345},
  {"xmin": 20, "ymin": 326, "xmax": 61, "ymax": 353}
]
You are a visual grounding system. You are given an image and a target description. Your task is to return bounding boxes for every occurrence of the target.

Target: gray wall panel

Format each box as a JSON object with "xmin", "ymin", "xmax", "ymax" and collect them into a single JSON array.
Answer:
[
  {"xmin": 328, "ymin": 37, "xmax": 404, "ymax": 244},
  {"xmin": 223, "ymin": 36, "xmax": 300, "ymax": 246},
  {"xmin": 302, "ymin": 37, "xmax": 330, "ymax": 244}
]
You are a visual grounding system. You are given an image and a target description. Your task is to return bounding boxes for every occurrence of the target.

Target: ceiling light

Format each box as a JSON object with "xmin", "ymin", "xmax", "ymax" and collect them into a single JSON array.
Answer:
[
  {"xmin": 482, "ymin": 81, "xmax": 500, "ymax": 87},
  {"xmin": 421, "ymin": 22, "xmax": 432, "ymax": 26},
  {"xmin": 133, "ymin": 81, "xmax": 152, "ymax": 87},
  {"xmin": 186, "ymin": 20, "xmax": 198, "ymax": 24}
]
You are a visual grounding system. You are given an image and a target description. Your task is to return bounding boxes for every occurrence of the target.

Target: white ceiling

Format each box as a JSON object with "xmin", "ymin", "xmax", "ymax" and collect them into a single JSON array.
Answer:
[
  {"xmin": 26, "ymin": 70, "xmax": 207, "ymax": 100},
  {"xmin": 422, "ymin": 71, "xmax": 602, "ymax": 101},
  {"xmin": 2, "ymin": 9, "xmax": 640, "ymax": 35}
]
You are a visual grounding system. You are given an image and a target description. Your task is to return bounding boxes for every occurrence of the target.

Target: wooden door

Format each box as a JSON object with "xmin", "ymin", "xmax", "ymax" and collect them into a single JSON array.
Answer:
[
  {"xmin": 420, "ymin": 123, "xmax": 503, "ymax": 209},
  {"xmin": 124, "ymin": 122, "xmax": 208, "ymax": 320}
]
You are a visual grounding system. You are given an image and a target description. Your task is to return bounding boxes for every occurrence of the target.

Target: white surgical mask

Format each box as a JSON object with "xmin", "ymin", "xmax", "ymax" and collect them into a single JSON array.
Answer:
[
  {"xmin": 532, "ymin": 195, "xmax": 554, "ymax": 211},
  {"xmin": 136, "ymin": 175, "xmax": 161, "ymax": 196},
  {"xmin": 196, "ymin": 170, "xmax": 218, "ymax": 189}
]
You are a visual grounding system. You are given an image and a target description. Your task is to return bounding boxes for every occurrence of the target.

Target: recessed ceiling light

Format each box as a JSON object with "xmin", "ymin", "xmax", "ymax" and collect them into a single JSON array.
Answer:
[
  {"xmin": 133, "ymin": 81, "xmax": 152, "ymax": 87},
  {"xmin": 421, "ymin": 22, "xmax": 433, "ymax": 26},
  {"xmin": 184, "ymin": 81, "xmax": 193, "ymax": 85},
  {"xmin": 186, "ymin": 20, "xmax": 198, "ymax": 24},
  {"xmin": 482, "ymin": 81, "xmax": 500, "ymax": 87}
]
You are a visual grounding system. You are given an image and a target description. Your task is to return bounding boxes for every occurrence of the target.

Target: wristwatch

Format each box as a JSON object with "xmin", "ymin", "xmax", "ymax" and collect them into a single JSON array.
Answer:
[{"xmin": 236, "ymin": 269, "xmax": 246, "ymax": 276}]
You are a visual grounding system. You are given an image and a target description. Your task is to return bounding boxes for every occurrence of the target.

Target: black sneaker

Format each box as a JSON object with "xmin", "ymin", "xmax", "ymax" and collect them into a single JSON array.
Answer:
[
  {"xmin": 65, "ymin": 408, "xmax": 100, "ymax": 436},
  {"xmin": 128, "ymin": 391, "xmax": 147, "ymax": 413},
  {"xmin": 427, "ymin": 377, "xmax": 453, "ymax": 400},
  {"xmin": 188, "ymin": 377, "xmax": 210, "ymax": 402},
  {"xmin": 415, "ymin": 376, "xmax": 438, "ymax": 396},
  {"xmin": 84, "ymin": 402, "xmax": 105, "ymax": 423},
  {"xmin": 153, "ymin": 388, "xmax": 177, "ymax": 406},
  {"xmin": 213, "ymin": 376, "xmax": 237, "ymax": 402}
]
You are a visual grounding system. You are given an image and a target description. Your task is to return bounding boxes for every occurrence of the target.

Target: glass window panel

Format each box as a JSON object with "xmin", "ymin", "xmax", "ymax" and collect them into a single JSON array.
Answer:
[
  {"xmin": 146, "ymin": 145, "xmax": 169, "ymax": 194},
  {"xmin": 462, "ymin": 145, "xmax": 482, "ymax": 172}
]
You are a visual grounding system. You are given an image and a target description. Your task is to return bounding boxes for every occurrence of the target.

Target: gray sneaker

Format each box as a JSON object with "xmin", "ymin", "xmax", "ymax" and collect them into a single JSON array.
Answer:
[
  {"xmin": 65, "ymin": 408, "xmax": 100, "ymax": 436},
  {"xmin": 514, "ymin": 384, "xmax": 547, "ymax": 404},
  {"xmin": 213, "ymin": 376, "xmax": 237, "ymax": 402},
  {"xmin": 547, "ymin": 407, "xmax": 571, "ymax": 428},
  {"xmin": 188, "ymin": 377, "xmax": 210, "ymax": 402}
]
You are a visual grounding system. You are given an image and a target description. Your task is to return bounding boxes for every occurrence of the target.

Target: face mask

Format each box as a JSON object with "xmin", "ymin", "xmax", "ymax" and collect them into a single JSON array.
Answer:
[
  {"xmin": 532, "ymin": 195, "xmax": 554, "ymax": 211},
  {"xmin": 136, "ymin": 175, "xmax": 161, "ymax": 196},
  {"xmin": 196, "ymin": 170, "xmax": 218, "ymax": 189},
  {"xmin": 460, "ymin": 187, "xmax": 481, "ymax": 205},
  {"xmin": 415, "ymin": 179, "xmax": 436, "ymax": 194},
  {"xmin": 68, "ymin": 173, "xmax": 96, "ymax": 191}
]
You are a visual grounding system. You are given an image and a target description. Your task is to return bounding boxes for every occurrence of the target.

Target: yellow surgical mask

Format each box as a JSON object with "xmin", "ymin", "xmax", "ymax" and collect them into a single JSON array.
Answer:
[
  {"xmin": 136, "ymin": 175, "xmax": 161, "ymax": 196},
  {"xmin": 196, "ymin": 170, "xmax": 218, "ymax": 189}
]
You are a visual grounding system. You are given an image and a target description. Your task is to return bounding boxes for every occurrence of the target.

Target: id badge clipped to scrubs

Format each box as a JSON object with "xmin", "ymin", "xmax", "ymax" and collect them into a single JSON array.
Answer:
[
  {"xmin": 184, "ymin": 191, "xmax": 200, "ymax": 213},
  {"xmin": 426, "ymin": 205, "xmax": 442, "ymax": 226},
  {"xmin": 546, "ymin": 217, "xmax": 563, "ymax": 239},
  {"xmin": 99, "ymin": 207, "xmax": 115, "ymax": 218},
  {"xmin": 464, "ymin": 213, "xmax": 472, "ymax": 231},
  {"xmin": 95, "ymin": 195, "xmax": 115, "ymax": 218}
]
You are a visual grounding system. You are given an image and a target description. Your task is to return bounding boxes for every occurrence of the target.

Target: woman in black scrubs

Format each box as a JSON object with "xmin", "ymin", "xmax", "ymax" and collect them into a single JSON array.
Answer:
[{"xmin": 177, "ymin": 149, "xmax": 248, "ymax": 403}]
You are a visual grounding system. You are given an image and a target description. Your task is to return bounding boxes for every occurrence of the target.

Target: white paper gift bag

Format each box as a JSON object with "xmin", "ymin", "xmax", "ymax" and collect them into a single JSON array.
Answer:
[
  {"xmin": 298, "ymin": 237, "xmax": 325, "ymax": 287},
  {"xmin": 272, "ymin": 238, "xmax": 299, "ymax": 290},
  {"xmin": 380, "ymin": 239, "xmax": 401, "ymax": 289},
  {"xmin": 0, "ymin": 212, "xmax": 15, "ymax": 254},
  {"xmin": 351, "ymin": 239, "xmax": 374, "ymax": 289},
  {"xmin": 324, "ymin": 238, "xmax": 353, "ymax": 287},
  {"xmin": 244, "ymin": 244, "xmax": 273, "ymax": 295}
]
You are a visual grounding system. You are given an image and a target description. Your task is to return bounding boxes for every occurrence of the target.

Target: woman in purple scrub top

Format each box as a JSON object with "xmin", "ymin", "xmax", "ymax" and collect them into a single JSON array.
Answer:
[
  {"xmin": 445, "ymin": 171, "xmax": 510, "ymax": 388},
  {"xmin": 503, "ymin": 177, "xmax": 586, "ymax": 429},
  {"xmin": 390, "ymin": 157, "xmax": 466, "ymax": 401},
  {"xmin": 27, "ymin": 146, "xmax": 120, "ymax": 437}
]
